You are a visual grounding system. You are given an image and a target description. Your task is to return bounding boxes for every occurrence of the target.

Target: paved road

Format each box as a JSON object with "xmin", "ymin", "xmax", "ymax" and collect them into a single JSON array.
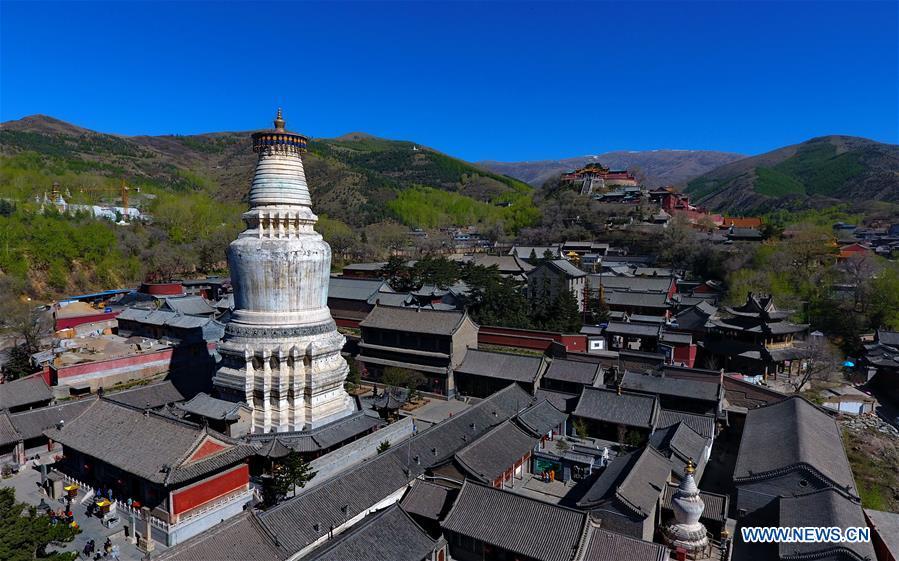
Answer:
[{"xmin": 0, "ymin": 464, "xmax": 157, "ymax": 560}]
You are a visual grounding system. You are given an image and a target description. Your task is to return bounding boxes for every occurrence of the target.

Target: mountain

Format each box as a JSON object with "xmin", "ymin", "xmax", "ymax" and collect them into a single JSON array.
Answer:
[
  {"xmin": 684, "ymin": 136, "xmax": 899, "ymax": 213},
  {"xmin": 479, "ymin": 150, "xmax": 745, "ymax": 188},
  {"xmin": 0, "ymin": 115, "xmax": 536, "ymax": 230}
]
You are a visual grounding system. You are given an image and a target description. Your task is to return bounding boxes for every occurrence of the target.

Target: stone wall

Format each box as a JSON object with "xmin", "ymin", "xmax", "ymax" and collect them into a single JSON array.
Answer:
[{"xmin": 307, "ymin": 416, "xmax": 415, "ymax": 486}]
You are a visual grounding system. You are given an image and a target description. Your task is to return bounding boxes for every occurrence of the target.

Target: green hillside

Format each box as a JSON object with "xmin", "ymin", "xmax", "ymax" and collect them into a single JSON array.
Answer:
[
  {"xmin": 685, "ymin": 136, "xmax": 899, "ymax": 213},
  {"xmin": 0, "ymin": 115, "xmax": 537, "ymax": 298}
]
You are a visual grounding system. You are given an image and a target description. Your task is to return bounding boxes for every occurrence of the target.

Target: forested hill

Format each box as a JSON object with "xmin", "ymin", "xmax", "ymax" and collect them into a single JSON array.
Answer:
[
  {"xmin": 0, "ymin": 114, "xmax": 538, "ymax": 230},
  {"xmin": 0, "ymin": 114, "xmax": 539, "ymax": 298},
  {"xmin": 685, "ymin": 135, "xmax": 899, "ymax": 213}
]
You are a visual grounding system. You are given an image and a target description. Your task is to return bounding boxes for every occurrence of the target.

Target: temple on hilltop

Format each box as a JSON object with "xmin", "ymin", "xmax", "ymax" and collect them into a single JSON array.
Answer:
[
  {"xmin": 561, "ymin": 162, "xmax": 638, "ymax": 194},
  {"xmin": 212, "ymin": 109, "xmax": 355, "ymax": 433},
  {"xmin": 701, "ymin": 292, "xmax": 809, "ymax": 379}
]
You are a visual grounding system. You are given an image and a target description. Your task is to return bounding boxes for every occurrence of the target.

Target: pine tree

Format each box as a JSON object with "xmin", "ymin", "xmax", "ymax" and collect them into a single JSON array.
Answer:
[
  {"xmin": 552, "ymin": 289, "xmax": 583, "ymax": 333},
  {"xmin": 0, "ymin": 488, "xmax": 79, "ymax": 561},
  {"xmin": 279, "ymin": 450, "xmax": 317, "ymax": 498}
]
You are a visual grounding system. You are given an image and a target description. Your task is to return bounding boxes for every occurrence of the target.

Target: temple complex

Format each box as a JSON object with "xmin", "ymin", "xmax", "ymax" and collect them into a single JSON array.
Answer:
[
  {"xmin": 561, "ymin": 162, "xmax": 638, "ymax": 195},
  {"xmin": 212, "ymin": 110, "xmax": 354, "ymax": 433},
  {"xmin": 702, "ymin": 293, "xmax": 809, "ymax": 378}
]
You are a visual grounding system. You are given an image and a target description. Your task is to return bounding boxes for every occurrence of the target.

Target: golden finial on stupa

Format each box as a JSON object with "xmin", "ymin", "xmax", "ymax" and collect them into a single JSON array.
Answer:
[
  {"xmin": 685, "ymin": 458, "xmax": 696, "ymax": 475},
  {"xmin": 274, "ymin": 108, "xmax": 285, "ymax": 131}
]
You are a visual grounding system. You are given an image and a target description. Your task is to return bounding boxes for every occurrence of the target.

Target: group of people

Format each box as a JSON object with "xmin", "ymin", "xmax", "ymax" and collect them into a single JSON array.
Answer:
[{"xmin": 81, "ymin": 538, "xmax": 118, "ymax": 560}]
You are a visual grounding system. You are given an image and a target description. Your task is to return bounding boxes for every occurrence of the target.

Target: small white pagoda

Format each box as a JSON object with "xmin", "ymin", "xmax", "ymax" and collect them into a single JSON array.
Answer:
[{"xmin": 663, "ymin": 459, "xmax": 711, "ymax": 558}]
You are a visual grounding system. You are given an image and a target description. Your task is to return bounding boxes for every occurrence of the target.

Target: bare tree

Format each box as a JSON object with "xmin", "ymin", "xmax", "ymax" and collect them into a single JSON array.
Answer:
[
  {"xmin": 839, "ymin": 252, "xmax": 880, "ymax": 310},
  {"xmin": 794, "ymin": 335, "xmax": 841, "ymax": 392}
]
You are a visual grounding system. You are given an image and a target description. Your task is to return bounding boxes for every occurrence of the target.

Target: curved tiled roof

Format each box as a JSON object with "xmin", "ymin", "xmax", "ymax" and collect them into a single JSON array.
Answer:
[
  {"xmin": 573, "ymin": 386, "xmax": 659, "ymax": 429},
  {"xmin": 155, "ymin": 511, "xmax": 285, "ymax": 561},
  {"xmin": 778, "ymin": 488, "xmax": 876, "ymax": 561},
  {"xmin": 305, "ymin": 505, "xmax": 438, "ymax": 561},
  {"xmin": 400, "ymin": 480, "xmax": 451, "ymax": 521},
  {"xmin": 442, "ymin": 481, "xmax": 587, "ymax": 561},
  {"xmin": 733, "ymin": 396, "xmax": 857, "ymax": 496},
  {"xmin": 0, "ymin": 375, "xmax": 52, "ymax": 411},
  {"xmin": 455, "ymin": 349, "xmax": 545, "ymax": 384},
  {"xmin": 43, "ymin": 399, "xmax": 253, "ymax": 485},
  {"xmin": 453, "ymin": 421, "xmax": 537, "ymax": 483},
  {"xmin": 359, "ymin": 305, "xmax": 469, "ymax": 336}
]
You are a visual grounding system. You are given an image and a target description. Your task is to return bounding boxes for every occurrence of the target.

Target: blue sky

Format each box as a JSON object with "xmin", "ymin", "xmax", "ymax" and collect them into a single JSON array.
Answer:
[{"xmin": 1, "ymin": 1, "xmax": 896, "ymax": 161}]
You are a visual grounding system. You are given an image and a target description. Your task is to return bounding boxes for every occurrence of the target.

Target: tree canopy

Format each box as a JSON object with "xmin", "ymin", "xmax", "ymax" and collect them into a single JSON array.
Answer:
[{"xmin": 0, "ymin": 488, "xmax": 79, "ymax": 561}]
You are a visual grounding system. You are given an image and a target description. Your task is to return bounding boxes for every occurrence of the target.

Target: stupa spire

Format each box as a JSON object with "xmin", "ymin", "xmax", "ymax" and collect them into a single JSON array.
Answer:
[{"xmin": 274, "ymin": 107, "xmax": 285, "ymax": 131}]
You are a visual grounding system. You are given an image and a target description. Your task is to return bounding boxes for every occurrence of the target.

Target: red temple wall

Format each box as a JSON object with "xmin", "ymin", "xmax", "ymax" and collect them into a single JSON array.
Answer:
[{"xmin": 171, "ymin": 464, "xmax": 248, "ymax": 516}]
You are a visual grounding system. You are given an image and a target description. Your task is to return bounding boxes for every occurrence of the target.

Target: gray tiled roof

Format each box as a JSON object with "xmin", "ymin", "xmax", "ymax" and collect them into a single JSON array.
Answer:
[
  {"xmin": 604, "ymin": 321, "xmax": 661, "ymax": 338},
  {"xmin": 0, "ymin": 375, "xmax": 52, "ymax": 411},
  {"xmin": 455, "ymin": 349, "xmax": 545, "ymax": 384},
  {"xmin": 400, "ymin": 480, "xmax": 451, "ymax": 521},
  {"xmin": 468, "ymin": 254, "xmax": 534, "ymax": 274},
  {"xmin": 8, "ymin": 398, "xmax": 95, "ymax": 442},
  {"xmin": 865, "ymin": 508, "xmax": 899, "ymax": 559},
  {"xmin": 343, "ymin": 262, "xmax": 387, "ymax": 272},
  {"xmin": 516, "ymin": 399, "xmax": 568, "ymax": 437},
  {"xmin": 0, "ymin": 412, "xmax": 19, "ymax": 446},
  {"xmin": 546, "ymin": 259, "xmax": 588, "ymax": 278},
  {"xmin": 577, "ymin": 446, "xmax": 671, "ymax": 517},
  {"xmin": 659, "ymin": 330, "xmax": 692, "ymax": 345},
  {"xmin": 587, "ymin": 275, "xmax": 674, "ymax": 293},
  {"xmin": 721, "ymin": 376, "xmax": 786, "ymax": 410},
  {"xmin": 536, "ymin": 389, "xmax": 580, "ymax": 413},
  {"xmin": 359, "ymin": 305, "xmax": 468, "ymax": 335},
  {"xmin": 327, "ymin": 277, "xmax": 385, "ymax": 301},
  {"xmin": 161, "ymin": 296, "xmax": 217, "ymax": 317},
  {"xmin": 620, "ymin": 371, "xmax": 721, "ymax": 403},
  {"xmin": 155, "ymin": 511, "xmax": 285, "ymax": 561},
  {"xmin": 509, "ymin": 245, "xmax": 561, "ymax": 259},
  {"xmin": 778, "ymin": 489, "xmax": 876, "ymax": 561},
  {"xmin": 116, "ymin": 307, "xmax": 213, "ymax": 330},
  {"xmin": 44, "ymin": 399, "xmax": 254, "ymax": 485},
  {"xmin": 877, "ymin": 330, "xmax": 899, "ymax": 347},
  {"xmin": 575, "ymin": 521, "xmax": 669, "ymax": 561},
  {"xmin": 177, "ymin": 392, "xmax": 245, "ymax": 420},
  {"xmin": 573, "ymin": 386, "xmax": 659, "ymax": 429},
  {"xmin": 256, "ymin": 384, "xmax": 534, "ymax": 554},
  {"xmin": 543, "ymin": 359, "xmax": 602, "ymax": 385},
  {"xmin": 442, "ymin": 481, "xmax": 587, "ymax": 561},
  {"xmin": 649, "ymin": 422, "xmax": 709, "ymax": 475},
  {"xmin": 656, "ymin": 409, "xmax": 716, "ymax": 439},
  {"xmin": 453, "ymin": 421, "xmax": 538, "ymax": 483},
  {"xmin": 734, "ymin": 397, "xmax": 857, "ymax": 496},
  {"xmin": 305, "ymin": 505, "xmax": 437, "ymax": 561},
  {"xmin": 247, "ymin": 411, "xmax": 383, "ymax": 453},
  {"xmin": 104, "ymin": 380, "xmax": 188, "ymax": 410},
  {"xmin": 603, "ymin": 291, "xmax": 670, "ymax": 310}
]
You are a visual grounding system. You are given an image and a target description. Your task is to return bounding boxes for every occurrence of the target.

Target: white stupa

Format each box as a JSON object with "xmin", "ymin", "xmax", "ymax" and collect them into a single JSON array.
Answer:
[
  {"xmin": 212, "ymin": 109, "xmax": 354, "ymax": 433},
  {"xmin": 663, "ymin": 459, "xmax": 711, "ymax": 556}
]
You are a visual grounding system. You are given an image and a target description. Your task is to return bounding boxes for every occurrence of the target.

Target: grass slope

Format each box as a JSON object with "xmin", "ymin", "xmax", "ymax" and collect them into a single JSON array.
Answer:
[{"xmin": 685, "ymin": 136, "xmax": 899, "ymax": 212}]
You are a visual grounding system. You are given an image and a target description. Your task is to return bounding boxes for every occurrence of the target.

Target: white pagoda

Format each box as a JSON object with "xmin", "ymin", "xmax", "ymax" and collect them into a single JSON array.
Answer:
[
  {"xmin": 213, "ymin": 109, "xmax": 354, "ymax": 433},
  {"xmin": 663, "ymin": 459, "xmax": 711, "ymax": 558}
]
